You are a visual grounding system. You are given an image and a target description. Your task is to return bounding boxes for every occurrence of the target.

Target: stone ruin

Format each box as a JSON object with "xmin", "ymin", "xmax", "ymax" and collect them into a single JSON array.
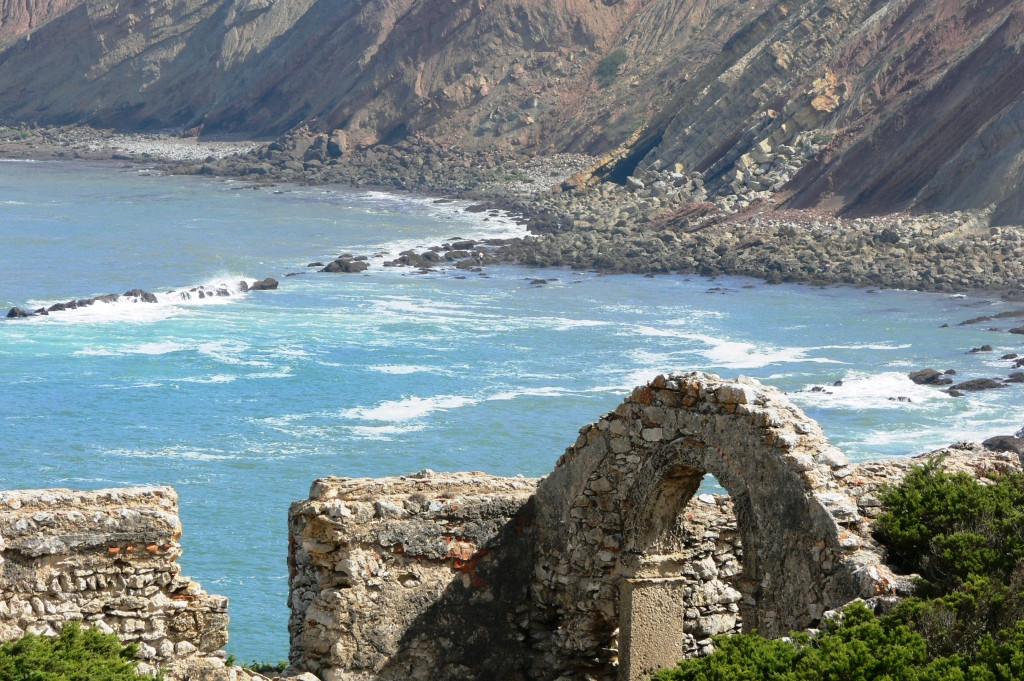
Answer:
[
  {"xmin": 285, "ymin": 372, "xmax": 1021, "ymax": 681},
  {"xmin": 0, "ymin": 486, "xmax": 244, "ymax": 680},
  {"xmin": 3, "ymin": 372, "xmax": 1022, "ymax": 681}
]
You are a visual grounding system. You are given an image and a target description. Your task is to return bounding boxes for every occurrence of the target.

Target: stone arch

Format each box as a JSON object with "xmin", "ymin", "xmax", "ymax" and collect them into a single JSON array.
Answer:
[{"xmin": 528, "ymin": 372, "xmax": 892, "ymax": 681}]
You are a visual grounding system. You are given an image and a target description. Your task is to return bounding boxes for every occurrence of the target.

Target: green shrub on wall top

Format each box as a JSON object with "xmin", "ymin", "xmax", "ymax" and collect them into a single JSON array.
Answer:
[{"xmin": 0, "ymin": 622, "xmax": 159, "ymax": 681}]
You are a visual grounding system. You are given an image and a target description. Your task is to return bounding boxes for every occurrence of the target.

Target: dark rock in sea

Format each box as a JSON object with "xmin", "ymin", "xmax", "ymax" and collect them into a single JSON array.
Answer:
[
  {"xmin": 982, "ymin": 435, "xmax": 1024, "ymax": 456},
  {"xmin": 450, "ymin": 240, "xmax": 477, "ymax": 250},
  {"xmin": 1006, "ymin": 372, "xmax": 1024, "ymax": 384},
  {"xmin": 321, "ymin": 259, "xmax": 370, "ymax": 273},
  {"xmin": 1001, "ymin": 353, "xmax": 1019, "ymax": 360},
  {"xmin": 249, "ymin": 277, "xmax": 280, "ymax": 290},
  {"xmin": 76, "ymin": 299, "xmax": 95, "ymax": 307},
  {"xmin": 47, "ymin": 302, "xmax": 66, "ymax": 312},
  {"xmin": 833, "ymin": 380, "xmax": 844, "ymax": 386},
  {"xmin": 34, "ymin": 308, "xmax": 48, "ymax": 315},
  {"xmin": 6, "ymin": 307, "xmax": 29, "ymax": 318},
  {"xmin": 239, "ymin": 280, "xmax": 249, "ymax": 292},
  {"xmin": 216, "ymin": 288, "xmax": 230, "ymax": 296},
  {"xmin": 94, "ymin": 294, "xmax": 119, "ymax": 304},
  {"xmin": 464, "ymin": 204, "xmax": 488, "ymax": 213},
  {"xmin": 949, "ymin": 378, "xmax": 1006, "ymax": 391},
  {"xmin": 124, "ymin": 289, "xmax": 158, "ymax": 303},
  {"xmin": 307, "ymin": 262, "xmax": 325, "ymax": 267},
  {"xmin": 888, "ymin": 396, "xmax": 912, "ymax": 403},
  {"xmin": 1016, "ymin": 358, "xmax": 1024, "ymax": 368},
  {"xmin": 944, "ymin": 389, "xmax": 965, "ymax": 397},
  {"xmin": 1010, "ymin": 327, "xmax": 1024, "ymax": 335},
  {"xmin": 529, "ymin": 279, "xmax": 548, "ymax": 285},
  {"xmin": 908, "ymin": 368, "xmax": 953, "ymax": 385},
  {"xmin": 968, "ymin": 344, "xmax": 993, "ymax": 353}
]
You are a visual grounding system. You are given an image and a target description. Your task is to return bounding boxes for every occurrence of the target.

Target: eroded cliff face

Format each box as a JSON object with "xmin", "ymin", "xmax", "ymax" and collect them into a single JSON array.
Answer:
[
  {"xmin": 625, "ymin": 0, "xmax": 1024, "ymax": 222},
  {"xmin": 0, "ymin": 0, "xmax": 82, "ymax": 43},
  {"xmin": 1, "ymin": 0, "xmax": 1023, "ymax": 221},
  {"xmin": 0, "ymin": 0, "xmax": 749, "ymax": 149}
]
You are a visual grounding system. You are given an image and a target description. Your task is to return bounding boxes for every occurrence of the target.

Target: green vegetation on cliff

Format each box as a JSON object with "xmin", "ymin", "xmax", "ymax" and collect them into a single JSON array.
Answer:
[
  {"xmin": 0, "ymin": 622, "xmax": 159, "ymax": 681},
  {"xmin": 654, "ymin": 462, "xmax": 1024, "ymax": 681}
]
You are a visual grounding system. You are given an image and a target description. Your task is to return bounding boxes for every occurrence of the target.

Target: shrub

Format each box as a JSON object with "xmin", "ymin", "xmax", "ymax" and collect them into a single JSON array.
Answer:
[
  {"xmin": 594, "ymin": 49, "xmax": 628, "ymax": 88},
  {"xmin": 653, "ymin": 461, "xmax": 1024, "ymax": 680},
  {"xmin": 0, "ymin": 622, "xmax": 159, "ymax": 681}
]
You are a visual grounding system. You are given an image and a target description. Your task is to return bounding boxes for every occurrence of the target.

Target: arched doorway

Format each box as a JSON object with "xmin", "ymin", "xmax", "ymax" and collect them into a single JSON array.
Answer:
[{"xmin": 529, "ymin": 372, "xmax": 886, "ymax": 681}]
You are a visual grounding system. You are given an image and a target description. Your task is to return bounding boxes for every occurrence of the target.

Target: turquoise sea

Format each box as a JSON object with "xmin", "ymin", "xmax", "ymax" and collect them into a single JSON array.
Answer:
[{"xmin": 1, "ymin": 159, "xmax": 1021, "ymax": 661}]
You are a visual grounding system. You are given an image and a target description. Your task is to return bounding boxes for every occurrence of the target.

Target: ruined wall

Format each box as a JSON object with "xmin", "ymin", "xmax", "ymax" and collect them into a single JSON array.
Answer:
[
  {"xmin": 287, "ymin": 471, "xmax": 538, "ymax": 681},
  {"xmin": 286, "ymin": 372, "xmax": 1022, "ymax": 681},
  {"xmin": 0, "ymin": 486, "xmax": 244, "ymax": 681},
  {"xmin": 527, "ymin": 372, "xmax": 900, "ymax": 681}
]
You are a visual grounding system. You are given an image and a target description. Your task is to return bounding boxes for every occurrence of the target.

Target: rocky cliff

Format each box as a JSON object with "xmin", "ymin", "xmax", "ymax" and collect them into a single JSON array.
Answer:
[
  {"xmin": 621, "ymin": 0, "xmax": 1024, "ymax": 224},
  {"xmin": 1, "ymin": 0, "xmax": 1024, "ymax": 223},
  {"xmin": 0, "ymin": 0, "xmax": 758, "ymax": 149}
]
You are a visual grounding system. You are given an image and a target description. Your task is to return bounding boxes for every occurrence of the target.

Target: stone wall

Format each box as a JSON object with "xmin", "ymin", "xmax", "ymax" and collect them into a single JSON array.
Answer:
[
  {"xmin": 286, "ymin": 371, "xmax": 1022, "ymax": 681},
  {"xmin": 287, "ymin": 472, "xmax": 538, "ymax": 681},
  {"xmin": 0, "ymin": 486, "xmax": 247, "ymax": 681}
]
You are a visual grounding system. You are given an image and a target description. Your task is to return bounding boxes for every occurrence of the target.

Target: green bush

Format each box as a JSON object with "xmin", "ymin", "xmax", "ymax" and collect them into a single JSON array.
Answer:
[
  {"xmin": 653, "ymin": 461, "xmax": 1024, "ymax": 680},
  {"xmin": 594, "ymin": 49, "xmax": 628, "ymax": 88},
  {"xmin": 0, "ymin": 622, "xmax": 158, "ymax": 681},
  {"xmin": 874, "ymin": 463, "xmax": 1024, "ymax": 593}
]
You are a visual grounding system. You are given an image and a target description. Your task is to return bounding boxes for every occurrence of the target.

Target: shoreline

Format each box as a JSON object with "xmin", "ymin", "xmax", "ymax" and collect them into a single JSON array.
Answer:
[{"xmin": 3, "ymin": 124, "xmax": 1024, "ymax": 300}]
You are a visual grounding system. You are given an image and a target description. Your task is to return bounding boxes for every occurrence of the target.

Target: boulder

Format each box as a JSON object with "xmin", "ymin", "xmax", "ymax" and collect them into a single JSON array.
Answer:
[
  {"xmin": 1010, "ymin": 327, "xmax": 1024, "ymax": 335},
  {"xmin": 908, "ymin": 368, "xmax": 953, "ymax": 385},
  {"xmin": 327, "ymin": 130, "xmax": 347, "ymax": 158},
  {"xmin": 94, "ymin": 294, "xmax": 120, "ymax": 304},
  {"xmin": 969, "ymin": 344, "xmax": 994, "ymax": 353},
  {"xmin": 124, "ymin": 289, "xmax": 158, "ymax": 303},
  {"xmin": 949, "ymin": 378, "xmax": 1006, "ymax": 391},
  {"xmin": 6, "ymin": 306, "xmax": 29, "ymax": 318},
  {"xmin": 982, "ymin": 435, "xmax": 1024, "ymax": 456},
  {"xmin": 321, "ymin": 259, "xmax": 369, "ymax": 273},
  {"xmin": 249, "ymin": 277, "xmax": 279, "ymax": 291},
  {"xmin": 1005, "ymin": 372, "xmax": 1024, "ymax": 383}
]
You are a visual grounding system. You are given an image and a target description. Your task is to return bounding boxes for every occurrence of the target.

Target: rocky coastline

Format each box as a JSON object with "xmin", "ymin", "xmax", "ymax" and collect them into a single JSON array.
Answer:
[{"xmin": 4, "ymin": 125, "xmax": 1024, "ymax": 299}]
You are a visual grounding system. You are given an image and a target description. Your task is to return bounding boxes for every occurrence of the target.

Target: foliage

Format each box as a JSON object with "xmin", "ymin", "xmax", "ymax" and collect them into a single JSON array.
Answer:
[
  {"xmin": 242, "ymin": 660, "xmax": 288, "ymax": 673},
  {"xmin": 873, "ymin": 463, "xmax": 1024, "ymax": 593},
  {"xmin": 0, "ymin": 622, "xmax": 159, "ymax": 681},
  {"xmin": 594, "ymin": 49, "xmax": 628, "ymax": 88},
  {"xmin": 653, "ymin": 462, "xmax": 1024, "ymax": 681}
]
